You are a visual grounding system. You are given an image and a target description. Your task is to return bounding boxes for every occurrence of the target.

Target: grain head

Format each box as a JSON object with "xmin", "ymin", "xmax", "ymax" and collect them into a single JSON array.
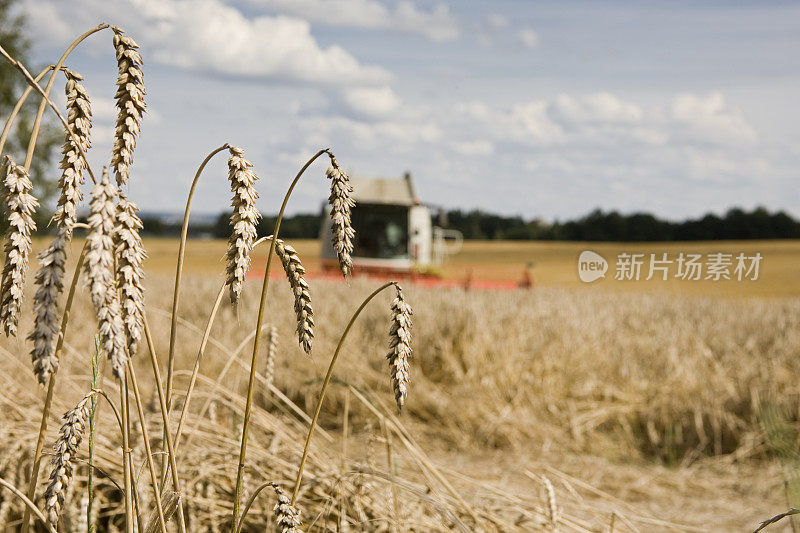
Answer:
[
  {"xmin": 274, "ymin": 239, "xmax": 313, "ymax": 355},
  {"xmin": 114, "ymin": 193, "xmax": 146, "ymax": 356},
  {"xmin": 110, "ymin": 27, "xmax": 145, "ymax": 187},
  {"xmin": 387, "ymin": 284, "xmax": 413, "ymax": 410},
  {"xmin": 224, "ymin": 145, "xmax": 260, "ymax": 311},
  {"xmin": 84, "ymin": 168, "xmax": 127, "ymax": 378},
  {"xmin": 0, "ymin": 155, "xmax": 38, "ymax": 337},
  {"xmin": 325, "ymin": 152, "xmax": 355, "ymax": 278}
]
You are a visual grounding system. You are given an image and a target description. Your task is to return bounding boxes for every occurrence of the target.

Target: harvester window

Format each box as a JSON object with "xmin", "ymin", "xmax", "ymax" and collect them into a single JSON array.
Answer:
[{"xmin": 351, "ymin": 203, "xmax": 409, "ymax": 259}]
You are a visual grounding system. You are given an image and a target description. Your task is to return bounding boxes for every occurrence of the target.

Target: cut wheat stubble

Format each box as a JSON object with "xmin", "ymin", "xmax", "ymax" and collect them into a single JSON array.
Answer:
[
  {"xmin": 0, "ymin": 155, "xmax": 38, "ymax": 337},
  {"xmin": 225, "ymin": 145, "xmax": 260, "ymax": 311}
]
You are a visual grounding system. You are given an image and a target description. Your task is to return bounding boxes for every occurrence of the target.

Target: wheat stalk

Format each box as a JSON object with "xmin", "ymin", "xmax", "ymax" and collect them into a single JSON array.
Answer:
[
  {"xmin": 387, "ymin": 284, "xmax": 413, "ymax": 410},
  {"xmin": 43, "ymin": 391, "xmax": 94, "ymax": 528},
  {"xmin": 225, "ymin": 145, "xmax": 260, "ymax": 310},
  {"xmin": 114, "ymin": 193, "xmax": 146, "ymax": 356},
  {"xmin": 274, "ymin": 239, "xmax": 313, "ymax": 355},
  {"xmin": 0, "ymin": 155, "xmax": 38, "ymax": 337},
  {"xmin": 110, "ymin": 27, "xmax": 145, "ymax": 187},
  {"xmin": 325, "ymin": 152, "xmax": 355, "ymax": 277},
  {"xmin": 84, "ymin": 169, "xmax": 127, "ymax": 378}
]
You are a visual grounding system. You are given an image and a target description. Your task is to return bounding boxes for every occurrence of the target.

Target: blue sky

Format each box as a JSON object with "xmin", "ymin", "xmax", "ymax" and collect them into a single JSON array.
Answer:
[{"xmin": 14, "ymin": 0, "xmax": 800, "ymax": 221}]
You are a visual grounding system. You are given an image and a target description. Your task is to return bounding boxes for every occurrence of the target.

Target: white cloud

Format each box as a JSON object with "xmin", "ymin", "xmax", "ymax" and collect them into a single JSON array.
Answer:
[
  {"xmin": 487, "ymin": 13, "xmax": 509, "ymax": 30},
  {"xmin": 341, "ymin": 86, "xmax": 401, "ymax": 119},
  {"xmin": 25, "ymin": 0, "xmax": 388, "ymax": 84},
  {"xmin": 451, "ymin": 139, "xmax": 494, "ymax": 156},
  {"xmin": 252, "ymin": 0, "xmax": 460, "ymax": 42},
  {"xmin": 554, "ymin": 93, "xmax": 642, "ymax": 124},
  {"xmin": 519, "ymin": 27, "xmax": 540, "ymax": 49},
  {"xmin": 671, "ymin": 92, "xmax": 757, "ymax": 144}
]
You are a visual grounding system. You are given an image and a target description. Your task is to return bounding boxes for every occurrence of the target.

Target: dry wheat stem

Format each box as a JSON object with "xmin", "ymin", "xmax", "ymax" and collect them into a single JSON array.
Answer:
[
  {"xmin": 166, "ymin": 143, "xmax": 229, "ymax": 412},
  {"xmin": 21, "ymin": 24, "xmax": 108, "ymax": 173},
  {"xmin": 290, "ymin": 281, "xmax": 399, "ymax": 506},
  {"xmin": 110, "ymin": 26, "xmax": 145, "ymax": 187},
  {"xmin": 274, "ymin": 238, "xmax": 314, "ymax": 354},
  {"xmin": 172, "ymin": 236, "xmax": 268, "ymax": 458},
  {"xmin": 84, "ymin": 169, "xmax": 127, "ymax": 378},
  {"xmin": 43, "ymin": 390, "xmax": 94, "ymax": 527},
  {"xmin": 142, "ymin": 316, "xmax": 186, "ymax": 527},
  {"xmin": 0, "ymin": 64, "xmax": 56, "ymax": 157},
  {"xmin": 120, "ymin": 376, "xmax": 134, "ymax": 533},
  {"xmin": 127, "ymin": 363, "xmax": 169, "ymax": 533},
  {"xmin": 0, "ymin": 156, "xmax": 38, "ymax": 337},
  {"xmin": 115, "ymin": 194, "xmax": 146, "ymax": 356},
  {"xmin": 225, "ymin": 145, "xmax": 260, "ymax": 311},
  {"xmin": 0, "ymin": 45, "xmax": 99, "ymax": 186},
  {"xmin": 0, "ymin": 476, "xmax": 58, "ymax": 533},
  {"xmin": 231, "ymin": 148, "xmax": 328, "ymax": 526},
  {"xmin": 325, "ymin": 151, "xmax": 355, "ymax": 277},
  {"xmin": 387, "ymin": 285, "xmax": 413, "ymax": 410}
]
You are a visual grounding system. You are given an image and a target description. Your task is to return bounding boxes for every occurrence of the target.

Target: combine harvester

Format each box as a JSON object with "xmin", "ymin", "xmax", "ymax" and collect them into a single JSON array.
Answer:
[{"xmin": 318, "ymin": 172, "xmax": 525, "ymax": 290}]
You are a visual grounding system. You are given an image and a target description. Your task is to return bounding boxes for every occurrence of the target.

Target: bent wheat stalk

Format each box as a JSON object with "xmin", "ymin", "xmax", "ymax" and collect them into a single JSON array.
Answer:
[
  {"xmin": 172, "ymin": 236, "xmax": 269, "ymax": 459},
  {"xmin": 0, "ymin": 476, "xmax": 58, "ymax": 533},
  {"xmin": 0, "ymin": 44, "xmax": 99, "ymax": 185},
  {"xmin": 231, "ymin": 148, "xmax": 328, "ymax": 525},
  {"xmin": 166, "ymin": 143, "xmax": 229, "ymax": 412},
  {"xmin": 290, "ymin": 281, "xmax": 402, "ymax": 506},
  {"xmin": 0, "ymin": 64, "xmax": 56, "ymax": 157}
]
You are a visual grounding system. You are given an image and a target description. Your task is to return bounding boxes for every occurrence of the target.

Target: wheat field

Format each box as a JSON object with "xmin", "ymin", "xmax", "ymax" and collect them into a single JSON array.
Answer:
[{"xmin": 2, "ymin": 241, "xmax": 799, "ymax": 530}]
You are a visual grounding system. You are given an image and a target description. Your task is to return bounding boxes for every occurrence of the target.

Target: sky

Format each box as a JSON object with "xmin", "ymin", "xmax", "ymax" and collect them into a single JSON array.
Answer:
[{"xmin": 12, "ymin": 0, "xmax": 800, "ymax": 221}]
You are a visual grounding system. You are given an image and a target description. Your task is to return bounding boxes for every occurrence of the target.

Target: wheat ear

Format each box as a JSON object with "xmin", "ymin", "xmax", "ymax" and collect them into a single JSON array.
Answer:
[
  {"xmin": 387, "ymin": 284, "xmax": 413, "ymax": 410},
  {"xmin": 28, "ymin": 68, "xmax": 92, "ymax": 383},
  {"xmin": 225, "ymin": 145, "xmax": 260, "ymax": 310},
  {"xmin": 110, "ymin": 26, "xmax": 145, "ymax": 187},
  {"xmin": 274, "ymin": 239, "xmax": 313, "ymax": 354},
  {"xmin": 27, "ymin": 233, "xmax": 68, "ymax": 383},
  {"xmin": 264, "ymin": 325, "xmax": 278, "ymax": 389},
  {"xmin": 271, "ymin": 483, "xmax": 303, "ymax": 533},
  {"xmin": 43, "ymin": 391, "xmax": 93, "ymax": 527},
  {"xmin": 0, "ymin": 155, "xmax": 38, "ymax": 337},
  {"xmin": 84, "ymin": 169, "xmax": 127, "ymax": 378},
  {"xmin": 325, "ymin": 152, "xmax": 355, "ymax": 277},
  {"xmin": 54, "ymin": 69, "xmax": 91, "ymax": 232},
  {"xmin": 115, "ymin": 193, "xmax": 146, "ymax": 356}
]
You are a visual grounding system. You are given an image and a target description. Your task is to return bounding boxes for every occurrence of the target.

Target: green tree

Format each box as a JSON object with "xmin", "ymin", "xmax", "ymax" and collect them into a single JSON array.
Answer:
[{"xmin": 1, "ymin": 0, "xmax": 61, "ymax": 231}]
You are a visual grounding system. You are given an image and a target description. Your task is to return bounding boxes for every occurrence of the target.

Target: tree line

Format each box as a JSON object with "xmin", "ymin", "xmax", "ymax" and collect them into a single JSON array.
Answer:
[{"xmin": 135, "ymin": 206, "xmax": 800, "ymax": 242}]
